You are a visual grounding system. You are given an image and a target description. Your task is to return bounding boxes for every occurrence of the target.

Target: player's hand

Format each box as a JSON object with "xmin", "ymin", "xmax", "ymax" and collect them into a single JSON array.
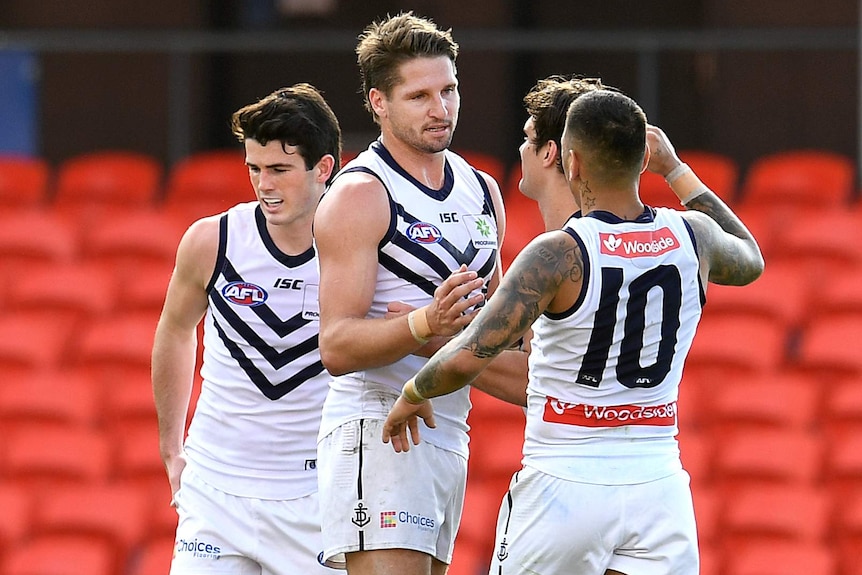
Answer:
[
  {"xmin": 425, "ymin": 264, "xmax": 485, "ymax": 336},
  {"xmin": 646, "ymin": 124, "xmax": 683, "ymax": 178},
  {"xmin": 385, "ymin": 301, "xmax": 413, "ymax": 319},
  {"xmin": 382, "ymin": 396, "xmax": 436, "ymax": 453},
  {"xmin": 163, "ymin": 451, "xmax": 187, "ymax": 507}
]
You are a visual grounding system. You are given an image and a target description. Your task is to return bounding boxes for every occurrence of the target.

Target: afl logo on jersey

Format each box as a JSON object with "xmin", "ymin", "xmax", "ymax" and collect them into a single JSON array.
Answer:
[
  {"xmin": 407, "ymin": 222, "xmax": 443, "ymax": 244},
  {"xmin": 222, "ymin": 281, "xmax": 268, "ymax": 306}
]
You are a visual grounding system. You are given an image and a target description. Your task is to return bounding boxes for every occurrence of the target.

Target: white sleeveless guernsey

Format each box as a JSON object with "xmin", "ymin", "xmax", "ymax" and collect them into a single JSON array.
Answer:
[
  {"xmin": 524, "ymin": 207, "xmax": 704, "ymax": 484},
  {"xmin": 184, "ymin": 202, "xmax": 329, "ymax": 499},
  {"xmin": 318, "ymin": 140, "xmax": 499, "ymax": 458}
]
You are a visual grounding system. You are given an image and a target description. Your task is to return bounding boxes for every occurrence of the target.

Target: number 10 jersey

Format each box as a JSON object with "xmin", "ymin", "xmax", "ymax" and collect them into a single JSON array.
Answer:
[{"xmin": 524, "ymin": 206, "xmax": 704, "ymax": 485}]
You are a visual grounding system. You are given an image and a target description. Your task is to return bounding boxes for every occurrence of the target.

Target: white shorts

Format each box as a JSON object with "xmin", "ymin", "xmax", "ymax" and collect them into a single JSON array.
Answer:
[
  {"xmin": 170, "ymin": 465, "xmax": 334, "ymax": 574},
  {"xmin": 489, "ymin": 466, "xmax": 699, "ymax": 575},
  {"xmin": 317, "ymin": 418, "xmax": 467, "ymax": 568}
]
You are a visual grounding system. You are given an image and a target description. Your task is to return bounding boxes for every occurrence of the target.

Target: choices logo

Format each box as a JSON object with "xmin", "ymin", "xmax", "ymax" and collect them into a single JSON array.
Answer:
[
  {"xmin": 599, "ymin": 227, "xmax": 679, "ymax": 258},
  {"xmin": 176, "ymin": 538, "xmax": 222, "ymax": 560},
  {"xmin": 379, "ymin": 510, "xmax": 436, "ymax": 531},
  {"xmin": 222, "ymin": 281, "xmax": 268, "ymax": 306},
  {"xmin": 380, "ymin": 511, "xmax": 397, "ymax": 529}
]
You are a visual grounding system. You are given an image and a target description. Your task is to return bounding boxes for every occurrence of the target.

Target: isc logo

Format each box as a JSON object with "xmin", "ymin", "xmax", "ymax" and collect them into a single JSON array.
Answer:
[
  {"xmin": 407, "ymin": 222, "xmax": 443, "ymax": 244},
  {"xmin": 222, "ymin": 281, "xmax": 268, "ymax": 306}
]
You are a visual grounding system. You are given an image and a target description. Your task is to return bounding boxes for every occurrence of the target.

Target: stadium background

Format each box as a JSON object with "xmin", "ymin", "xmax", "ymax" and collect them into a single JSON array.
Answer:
[{"xmin": 0, "ymin": 1, "xmax": 859, "ymax": 574}]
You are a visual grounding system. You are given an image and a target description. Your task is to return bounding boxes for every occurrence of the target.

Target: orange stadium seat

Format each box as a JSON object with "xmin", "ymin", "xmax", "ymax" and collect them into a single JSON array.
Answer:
[
  {"xmin": 711, "ymin": 427, "xmax": 823, "ymax": 487},
  {"xmin": 698, "ymin": 543, "xmax": 721, "ymax": 575},
  {"xmin": 5, "ymin": 260, "xmax": 119, "ymax": 326},
  {"xmin": 720, "ymin": 483, "xmax": 830, "ymax": 544},
  {"xmin": 739, "ymin": 149, "xmax": 855, "ymax": 209},
  {"xmin": 78, "ymin": 208, "xmax": 186, "ymax": 279},
  {"xmin": 0, "ymin": 481, "xmax": 34, "ymax": 551},
  {"xmin": 0, "ymin": 533, "xmax": 117, "ymax": 575},
  {"xmin": 72, "ymin": 311, "xmax": 158, "ymax": 379},
  {"xmin": 0, "ymin": 370, "xmax": 100, "ymax": 431},
  {"xmin": 765, "ymin": 208, "xmax": 862, "ymax": 286},
  {"xmin": 102, "ymin": 368, "xmax": 159, "ymax": 427},
  {"xmin": 809, "ymin": 266, "xmax": 862, "ymax": 321},
  {"xmin": 0, "ymin": 154, "xmax": 51, "ymax": 208},
  {"xmin": 162, "ymin": 149, "xmax": 250, "ymax": 221},
  {"xmin": 637, "ymin": 150, "xmax": 739, "ymax": 209},
  {"xmin": 823, "ymin": 427, "xmax": 862, "ymax": 487},
  {"xmin": 447, "ymin": 536, "xmax": 491, "ymax": 575},
  {"xmin": 0, "ymin": 210, "xmax": 79, "ymax": 275},
  {"xmin": 0, "ymin": 311, "xmax": 76, "ymax": 372},
  {"xmin": 111, "ymin": 419, "xmax": 165, "ymax": 489},
  {"xmin": 825, "ymin": 377, "xmax": 862, "ymax": 426},
  {"xmin": 3, "ymin": 422, "xmax": 112, "ymax": 486},
  {"xmin": 117, "ymin": 260, "xmax": 174, "ymax": 312},
  {"xmin": 701, "ymin": 260, "xmax": 807, "ymax": 332},
  {"xmin": 701, "ymin": 370, "xmax": 820, "ymax": 433},
  {"xmin": 690, "ymin": 484, "xmax": 720, "ymax": 547},
  {"xmin": 833, "ymin": 487, "xmax": 862, "ymax": 575},
  {"xmin": 457, "ymin": 479, "xmax": 504, "ymax": 555},
  {"xmin": 685, "ymin": 313, "xmax": 789, "ymax": 374},
  {"xmin": 736, "ymin": 150, "xmax": 856, "ymax": 256},
  {"xmin": 467, "ymin": 389, "xmax": 525, "ymax": 484},
  {"xmin": 722, "ymin": 540, "xmax": 836, "ymax": 575},
  {"xmin": 679, "ymin": 149, "xmax": 740, "ymax": 203},
  {"xmin": 31, "ymin": 482, "xmax": 151, "ymax": 569},
  {"xmin": 795, "ymin": 314, "xmax": 862, "ymax": 376},
  {"xmin": 127, "ymin": 535, "xmax": 176, "ymax": 575},
  {"xmin": 53, "ymin": 150, "xmax": 163, "ymax": 223},
  {"xmin": 678, "ymin": 430, "xmax": 713, "ymax": 487}
]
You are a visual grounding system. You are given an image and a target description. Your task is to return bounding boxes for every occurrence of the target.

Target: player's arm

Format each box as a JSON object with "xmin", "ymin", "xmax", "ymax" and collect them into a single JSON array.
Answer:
[
  {"xmin": 151, "ymin": 217, "xmax": 217, "ymax": 498},
  {"xmin": 315, "ymin": 173, "xmax": 485, "ymax": 376},
  {"xmin": 383, "ymin": 230, "xmax": 583, "ymax": 450},
  {"xmin": 466, "ymin": 170, "xmax": 530, "ymax": 407},
  {"xmin": 647, "ymin": 125, "xmax": 764, "ymax": 286}
]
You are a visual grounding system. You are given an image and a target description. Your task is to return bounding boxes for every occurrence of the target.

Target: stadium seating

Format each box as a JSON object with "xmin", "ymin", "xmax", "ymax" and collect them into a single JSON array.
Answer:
[
  {"xmin": 710, "ymin": 427, "xmax": 823, "ymax": 487},
  {"xmin": 0, "ymin": 154, "xmax": 51, "ymax": 208},
  {"xmin": 0, "ymin": 210, "xmax": 79, "ymax": 276},
  {"xmin": 53, "ymin": 150, "xmax": 164, "ymax": 224},
  {"xmin": 795, "ymin": 314, "xmax": 862, "ymax": 375},
  {"xmin": 0, "ymin": 147, "xmax": 857, "ymax": 575},
  {"xmin": 162, "ymin": 149, "xmax": 250, "ymax": 221},
  {"xmin": 2, "ymin": 422, "xmax": 113, "ymax": 487},
  {"xmin": 0, "ymin": 533, "xmax": 117, "ymax": 575},
  {"xmin": 722, "ymin": 540, "xmax": 836, "ymax": 575},
  {"xmin": 126, "ymin": 535, "xmax": 176, "ymax": 575},
  {"xmin": 0, "ymin": 370, "xmax": 100, "ymax": 431},
  {"xmin": 739, "ymin": 149, "xmax": 855, "ymax": 209}
]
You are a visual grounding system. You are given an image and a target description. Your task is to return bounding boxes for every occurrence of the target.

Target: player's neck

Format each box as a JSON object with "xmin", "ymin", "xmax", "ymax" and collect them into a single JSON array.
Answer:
[{"xmin": 379, "ymin": 133, "xmax": 447, "ymax": 189}]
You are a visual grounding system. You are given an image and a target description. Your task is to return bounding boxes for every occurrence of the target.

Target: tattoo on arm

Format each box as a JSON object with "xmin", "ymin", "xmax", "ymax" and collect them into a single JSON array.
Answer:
[
  {"xmin": 414, "ymin": 235, "xmax": 584, "ymax": 398},
  {"xmin": 684, "ymin": 193, "xmax": 752, "ymax": 240},
  {"xmin": 684, "ymin": 191, "xmax": 763, "ymax": 285}
]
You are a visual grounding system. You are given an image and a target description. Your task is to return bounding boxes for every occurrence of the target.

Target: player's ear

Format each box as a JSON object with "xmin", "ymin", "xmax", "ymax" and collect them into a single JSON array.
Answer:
[
  {"xmin": 316, "ymin": 154, "xmax": 336, "ymax": 183},
  {"xmin": 543, "ymin": 140, "xmax": 558, "ymax": 169},
  {"xmin": 640, "ymin": 143, "xmax": 650, "ymax": 175}
]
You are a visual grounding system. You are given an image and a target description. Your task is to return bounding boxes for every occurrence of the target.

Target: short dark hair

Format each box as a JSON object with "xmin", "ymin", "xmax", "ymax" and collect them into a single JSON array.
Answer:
[
  {"xmin": 523, "ymin": 75, "xmax": 605, "ymax": 174},
  {"xmin": 231, "ymin": 83, "xmax": 342, "ymax": 185},
  {"xmin": 355, "ymin": 12, "xmax": 458, "ymax": 123},
  {"xmin": 564, "ymin": 89, "xmax": 647, "ymax": 183}
]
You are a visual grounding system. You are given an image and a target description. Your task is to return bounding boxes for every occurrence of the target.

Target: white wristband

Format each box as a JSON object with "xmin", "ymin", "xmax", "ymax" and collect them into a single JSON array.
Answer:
[
  {"xmin": 664, "ymin": 163, "xmax": 692, "ymax": 185},
  {"xmin": 407, "ymin": 310, "xmax": 430, "ymax": 345},
  {"xmin": 681, "ymin": 184, "xmax": 710, "ymax": 207}
]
